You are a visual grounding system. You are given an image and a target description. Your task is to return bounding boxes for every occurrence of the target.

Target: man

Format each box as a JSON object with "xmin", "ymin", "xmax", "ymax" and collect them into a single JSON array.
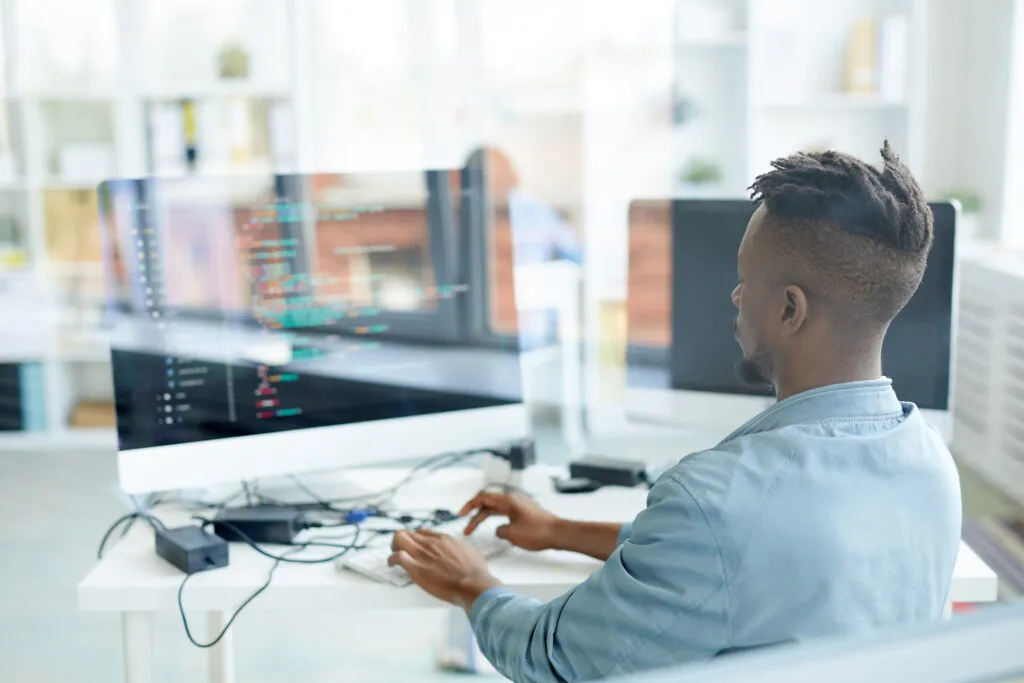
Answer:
[{"xmin": 390, "ymin": 142, "xmax": 962, "ymax": 682}]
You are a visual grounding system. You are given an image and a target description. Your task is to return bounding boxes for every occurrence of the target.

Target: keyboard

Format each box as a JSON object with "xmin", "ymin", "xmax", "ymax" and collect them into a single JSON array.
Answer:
[{"xmin": 337, "ymin": 516, "xmax": 511, "ymax": 586}]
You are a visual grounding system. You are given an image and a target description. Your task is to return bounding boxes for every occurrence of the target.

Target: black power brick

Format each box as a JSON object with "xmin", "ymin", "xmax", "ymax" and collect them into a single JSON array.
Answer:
[
  {"xmin": 504, "ymin": 439, "xmax": 537, "ymax": 471},
  {"xmin": 155, "ymin": 526, "xmax": 229, "ymax": 574},
  {"xmin": 568, "ymin": 456, "xmax": 649, "ymax": 488},
  {"xmin": 212, "ymin": 505, "xmax": 307, "ymax": 545}
]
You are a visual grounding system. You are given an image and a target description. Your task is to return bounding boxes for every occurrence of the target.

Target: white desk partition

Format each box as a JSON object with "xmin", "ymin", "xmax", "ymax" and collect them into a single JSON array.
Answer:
[
  {"xmin": 614, "ymin": 602, "xmax": 1024, "ymax": 683},
  {"xmin": 514, "ymin": 261, "xmax": 584, "ymax": 454}
]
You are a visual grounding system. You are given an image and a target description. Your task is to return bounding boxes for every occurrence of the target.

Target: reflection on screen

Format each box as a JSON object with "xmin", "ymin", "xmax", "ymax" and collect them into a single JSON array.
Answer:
[{"xmin": 98, "ymin": 171, "xmax": 522, "ymax": 451}]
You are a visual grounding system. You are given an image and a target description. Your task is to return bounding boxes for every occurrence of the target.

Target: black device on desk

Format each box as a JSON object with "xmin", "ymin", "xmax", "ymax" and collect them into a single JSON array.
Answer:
[{"xmin": 552, "ymin": 455, "xmax": 651, "ymax": 494}]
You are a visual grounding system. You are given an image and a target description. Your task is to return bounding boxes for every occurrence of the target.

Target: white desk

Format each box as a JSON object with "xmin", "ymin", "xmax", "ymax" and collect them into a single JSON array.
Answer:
[{"xmin": 78, "ymin": 467, "xmax": 999, "ymax": 683}]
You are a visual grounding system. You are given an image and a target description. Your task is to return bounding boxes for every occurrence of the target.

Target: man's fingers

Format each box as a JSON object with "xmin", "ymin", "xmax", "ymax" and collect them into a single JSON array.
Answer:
[
  {"xmin": 495, "ymin": 524, "xmax": 511, "ymax": 540},
  {"xmin": 387, "ymin": 550, "xmax": 420, "ymax": 572},
  {"xmin": 463, "ymin": 510, "xmax": 492, "ymax": 536},
  {"xmin": 392, "ymin": 528, "xmax": 426, "ymax": 553},
  {"xmin": 458, "ymin": 493, "xmax": 490, "ymax": 517},
  {"xmin": 459, "ymin": 491, "xmax": 511, "ymax": 517}
]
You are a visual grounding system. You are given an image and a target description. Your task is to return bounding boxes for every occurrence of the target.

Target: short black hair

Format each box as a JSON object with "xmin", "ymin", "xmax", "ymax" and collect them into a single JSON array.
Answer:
[{"xmin": 748, "ymin": 141, "xmax": 933, "ymax": 329}]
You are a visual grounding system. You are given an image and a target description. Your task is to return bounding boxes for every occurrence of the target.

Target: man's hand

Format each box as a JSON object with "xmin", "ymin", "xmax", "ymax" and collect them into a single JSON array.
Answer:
[
  {"xmin": 388, "ymin": 529, "xmax": 502, "ymax": 610},
  {"xmin": 459, "ymin": 491, "xmax": 561, "ymax": 551}
]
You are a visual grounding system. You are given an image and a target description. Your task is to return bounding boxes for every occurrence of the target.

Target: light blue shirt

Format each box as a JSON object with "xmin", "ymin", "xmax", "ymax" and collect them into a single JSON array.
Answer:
[{"xmin": 470, "ymin": 379, "xmax": 962, "ymax": 682}]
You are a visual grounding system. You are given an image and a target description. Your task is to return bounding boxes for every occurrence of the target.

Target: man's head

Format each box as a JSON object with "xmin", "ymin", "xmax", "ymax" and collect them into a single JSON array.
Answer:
[{"xmin": 732, "ymin": 141, "xmax": 933, "ymax": 394}]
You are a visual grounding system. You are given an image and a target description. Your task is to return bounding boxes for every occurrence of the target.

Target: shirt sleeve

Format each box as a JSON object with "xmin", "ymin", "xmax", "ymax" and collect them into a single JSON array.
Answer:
[
  {"xmin": 616, "ymin": 522, "xmax": 632, "ymax": 546},
  {"xmin": 469, "ymin": 475, "xmax": 732, "ymax": 683}
]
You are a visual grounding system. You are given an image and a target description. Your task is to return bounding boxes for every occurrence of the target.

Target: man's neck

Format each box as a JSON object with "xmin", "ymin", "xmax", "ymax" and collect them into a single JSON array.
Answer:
[{"xmin": 775, "ymin": 354, "xmax": 883, "ymax": 401}]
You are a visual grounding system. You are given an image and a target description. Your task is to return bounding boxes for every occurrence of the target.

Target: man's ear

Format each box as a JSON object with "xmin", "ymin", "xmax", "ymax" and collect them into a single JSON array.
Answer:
[{"xmin": 780, "ymin": 285, "xmax": 809, "ymax": 335}]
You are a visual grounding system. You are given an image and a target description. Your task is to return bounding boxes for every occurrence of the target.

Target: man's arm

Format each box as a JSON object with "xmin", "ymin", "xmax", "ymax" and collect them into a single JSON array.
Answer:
[
  {"xmin": 547, "ymin": 519, "xmax": 629, "ymax": 561},
  {"xmin": 470, "ymin": 474, "xmax": 731, "ymax": 683},
  {"xmin": 460, "ymin": 492, "xmax": 630, "ymax": 562}
]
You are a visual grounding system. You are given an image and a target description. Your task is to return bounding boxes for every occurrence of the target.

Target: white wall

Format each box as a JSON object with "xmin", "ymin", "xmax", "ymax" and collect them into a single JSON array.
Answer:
[
  {"xmin": 924, "ymin": 0, "xmax": 1017, "ymax": 238},
  {"xmin": 1000, "ymin": 0, "xmax": 1024, "ymax": 248}
]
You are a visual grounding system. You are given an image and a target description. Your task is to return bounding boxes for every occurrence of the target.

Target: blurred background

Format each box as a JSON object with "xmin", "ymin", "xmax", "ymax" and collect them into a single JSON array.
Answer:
[{"xmin": 1, "ymin": 0, "xmax": 1023, "ymax": 681}]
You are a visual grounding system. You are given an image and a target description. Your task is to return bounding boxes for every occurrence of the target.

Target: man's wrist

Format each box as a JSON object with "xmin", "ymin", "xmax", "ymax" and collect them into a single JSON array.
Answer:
[
  {"xmin": 453, "ymin": 574, "xmax": 503, "ymax": 613},
  {"xmin": 546, "ymin": 517, "xmax": 575, "ymax": 552}
]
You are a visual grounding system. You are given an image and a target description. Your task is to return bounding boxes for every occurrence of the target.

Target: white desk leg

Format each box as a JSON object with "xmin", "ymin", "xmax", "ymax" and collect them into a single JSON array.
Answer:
[
  {"xmin": 206, "ymin": 612, "xmax": 237, "ymax": 683},
  {"xmin": 436, "ymin": 608, "xmax": 494, "ymax": 674},
  {"xmin": 122, "ymin": 612, "xmax": 155, "ymax": 683}
]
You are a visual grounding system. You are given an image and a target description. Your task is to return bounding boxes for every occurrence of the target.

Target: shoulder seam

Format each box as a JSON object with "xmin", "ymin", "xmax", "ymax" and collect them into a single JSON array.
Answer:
[{"xmin": 662, "ymin": 471, "xmax": 735, "ymax": 650}]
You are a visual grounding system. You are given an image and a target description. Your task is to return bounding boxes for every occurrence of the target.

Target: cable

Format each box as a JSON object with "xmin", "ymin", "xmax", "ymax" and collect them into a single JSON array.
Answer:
[
  {"xmin": 177, "ymin": 546, "xmax": 299, "ymax": 649},
  {"xmin": 285, "ymin": 475, "xmax": 337, "ymax": 511},
  {"xmin": 97, "ymin": 511, "xmax": 167, "ymax": 559},
  {"xmin": 191, "ymin": 516, "xmax": 362, "ymax": 564},
  {"xmin": 290, "ymin": 448, "xmax": 483, "ymax": 510},
  {"xmin": 177, "ymin": 527, "xmax": 362, "ymax": 649}
]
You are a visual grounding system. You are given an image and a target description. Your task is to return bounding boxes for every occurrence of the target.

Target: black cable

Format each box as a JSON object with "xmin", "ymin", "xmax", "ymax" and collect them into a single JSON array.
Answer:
[
  {"xmin": 177, "ymin": 528, "xmax": 362, "ymax": 649},
  {"xmin": 97, "ymin": 511, "xmax": 167, "ymax": 559},
  {"xmin": 177, "ymin": 546, "xmax": 300, "ymax": 649},
  {"xmin": 192, "ymin": 517, "xmax": 362, "ymax": 564},
  {"xmin": 292, "ymin": 449, "xmax": 482, "ymax": 509},
  {"xmin": 285, "ymin": 475, "xmax": 337, "ymax": 511}
]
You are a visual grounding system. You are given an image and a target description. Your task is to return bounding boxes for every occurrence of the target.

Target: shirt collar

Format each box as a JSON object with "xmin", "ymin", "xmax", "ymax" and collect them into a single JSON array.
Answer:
[{"xmin": 720, "ymin": 378, "xmax": 906, "ymax": 443}]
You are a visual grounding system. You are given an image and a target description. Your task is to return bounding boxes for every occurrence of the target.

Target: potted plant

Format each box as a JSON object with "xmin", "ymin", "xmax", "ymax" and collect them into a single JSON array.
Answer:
[
  {"xmin": 938, "ymin": 188, "xmax": 982, "ymax": 240},
  {"xmin": 678, "ymin": 158, "xmax": 724, "ymax": 195}
]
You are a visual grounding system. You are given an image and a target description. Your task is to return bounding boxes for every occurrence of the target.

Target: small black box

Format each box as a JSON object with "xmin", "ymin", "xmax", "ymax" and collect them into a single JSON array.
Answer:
[
  {"xmin": 568, "ymin": 456, "xmax": 649, "ymax": 488},
  {"xmin": 213, "ymin": 505, "xmax": 306, "ymax": 545},
  {"xmin": 155, "ymin": 526, "xmax": 229, "ymax": 574}
]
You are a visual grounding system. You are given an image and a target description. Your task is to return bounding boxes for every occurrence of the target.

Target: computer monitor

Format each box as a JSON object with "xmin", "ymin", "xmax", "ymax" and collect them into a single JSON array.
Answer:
[
  {"xmin": 626, "ymin": 199, "xmax": 957, "ymax": 442},
  {"xmin": 99, "ymin": 171, "xmax": 529, "ymax": 494},
  {"xmin": 610, "ymin": 601, "xmax": 1024, "ymax": 683}
]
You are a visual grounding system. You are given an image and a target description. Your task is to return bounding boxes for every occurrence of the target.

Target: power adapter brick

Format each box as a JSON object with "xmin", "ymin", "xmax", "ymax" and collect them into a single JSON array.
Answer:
[
  {"xmin": 155, "ymin": 526, "xmax": 229, "ymax": 574},
  {"xmin": 568, "ymin": 455, "xmax": 649, "ymax": 488},
  {"xmin": 212, "ymin": 505, "xmax": 307, "ymax": 545}
]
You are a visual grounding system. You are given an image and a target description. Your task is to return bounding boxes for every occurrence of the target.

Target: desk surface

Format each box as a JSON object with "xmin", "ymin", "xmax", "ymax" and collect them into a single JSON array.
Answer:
[{"xmin": 78, "ymin": 468, "xmax": 999, "ymax": 613}]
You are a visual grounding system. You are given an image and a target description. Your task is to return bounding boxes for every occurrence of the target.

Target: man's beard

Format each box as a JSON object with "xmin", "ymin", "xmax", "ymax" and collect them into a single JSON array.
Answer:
[{"xmin": 735, "ymin": 349, "xmax": 774, "ymax": 394}]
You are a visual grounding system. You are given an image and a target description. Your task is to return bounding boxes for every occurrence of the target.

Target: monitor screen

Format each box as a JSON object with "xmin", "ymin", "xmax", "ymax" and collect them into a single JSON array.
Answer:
[
  {"xmin": 669, "ymin": 200, "xmax": 956, "ymax": 409},
  {"xmin": 98, "ymin": 171, "xmax": 523, "ymax": 453}
]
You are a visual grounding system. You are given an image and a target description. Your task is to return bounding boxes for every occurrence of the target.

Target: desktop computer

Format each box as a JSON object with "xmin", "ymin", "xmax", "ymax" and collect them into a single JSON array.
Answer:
[
  {"xmin": 626, "ymin": 199, "xmax": 958, "ymax": 443},
  {"xmin": 98, "ymin": 170, "xmax": 530, "ymax": 495}
]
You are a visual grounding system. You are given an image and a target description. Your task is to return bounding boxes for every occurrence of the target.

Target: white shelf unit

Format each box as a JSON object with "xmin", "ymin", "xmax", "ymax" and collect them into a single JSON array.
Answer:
[
  {"xmin": 581, "ymin": 0, "xmax": 928, "ymax": 433},
  {"xmin": 0, "ymin": 0, "xmax": 305, "ymax": 452}
]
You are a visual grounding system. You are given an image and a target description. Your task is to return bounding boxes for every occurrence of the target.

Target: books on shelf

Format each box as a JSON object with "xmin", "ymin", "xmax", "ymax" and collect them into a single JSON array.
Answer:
[
  {"xmin": 0, "ymin": 363, "xmax": 47, "ymax": 433},
  {"xmin": 844, "ymin": 18, "xmax": 877, "ymax": 94},
  {"xmin": 69, "ymin": 400, "xmax": 116, "ymax": 429},
  {"xmin": 43, "ymin": 188, "xmax": 103, "ymax": 263},
  {"xmin": 844, "ymin": 15, "xmax": 909, "ymax": 101}
]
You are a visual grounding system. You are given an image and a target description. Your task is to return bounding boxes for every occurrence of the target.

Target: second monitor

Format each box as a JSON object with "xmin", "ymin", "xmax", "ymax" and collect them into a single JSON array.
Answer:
[{"xmin": 627, "ymin": 199, "xmax": 957, "ymax": 441}]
